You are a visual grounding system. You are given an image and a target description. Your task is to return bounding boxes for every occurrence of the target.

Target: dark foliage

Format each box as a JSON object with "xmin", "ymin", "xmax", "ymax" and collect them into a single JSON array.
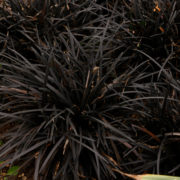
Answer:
[{"xmin": 0, "ymin": 0, "xmax": 180, "ymax": 179}]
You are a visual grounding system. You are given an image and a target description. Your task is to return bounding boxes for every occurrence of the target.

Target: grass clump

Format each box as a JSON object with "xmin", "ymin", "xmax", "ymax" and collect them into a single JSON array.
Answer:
[{"xmin": 0, "ymin": 0, "xmax": 180, "ymax": 179}]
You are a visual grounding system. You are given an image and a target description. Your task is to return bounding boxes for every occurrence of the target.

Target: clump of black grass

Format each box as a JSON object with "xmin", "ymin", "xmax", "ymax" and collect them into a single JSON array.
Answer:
[{"xmin": 0, "ymin": 0, "xmax": 180, "ymax": 179}]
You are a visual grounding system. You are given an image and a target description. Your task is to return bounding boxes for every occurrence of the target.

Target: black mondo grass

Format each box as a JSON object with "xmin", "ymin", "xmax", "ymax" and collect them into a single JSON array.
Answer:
[{"xmin": 0, "ymin": 0, "xmax": 180, "ymax": 180}]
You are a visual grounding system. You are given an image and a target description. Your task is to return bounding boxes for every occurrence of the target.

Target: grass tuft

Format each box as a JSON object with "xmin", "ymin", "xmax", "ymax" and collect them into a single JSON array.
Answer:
[{"xmin": 0, "ymin": 0, "xmax": 180, "ymax": 179}]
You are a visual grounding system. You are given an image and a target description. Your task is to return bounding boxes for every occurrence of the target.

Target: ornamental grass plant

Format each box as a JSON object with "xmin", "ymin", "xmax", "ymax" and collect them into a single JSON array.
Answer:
[{"xmin": 0, "ymin": 0, "xmax": 180, "ymax": 179}]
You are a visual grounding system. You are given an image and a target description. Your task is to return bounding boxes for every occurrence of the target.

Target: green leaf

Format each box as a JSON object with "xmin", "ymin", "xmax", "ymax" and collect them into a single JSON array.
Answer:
[
  {"xmin": 6, "ymin": 166, "xmax": 20, "ymax": 176},
  {"xmin": 0, "ymin": 140, "xmax": 3, "ymax": 146}
]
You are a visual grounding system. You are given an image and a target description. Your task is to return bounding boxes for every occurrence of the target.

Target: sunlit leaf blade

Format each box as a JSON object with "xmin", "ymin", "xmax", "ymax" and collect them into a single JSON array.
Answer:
[
  {"xmin": 139, "ymin": 175, "xmax": 180, "ymax": 180},
  {"xmin": 113, "ymin": 169, "xmax": 180, "ymax": 180}
]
